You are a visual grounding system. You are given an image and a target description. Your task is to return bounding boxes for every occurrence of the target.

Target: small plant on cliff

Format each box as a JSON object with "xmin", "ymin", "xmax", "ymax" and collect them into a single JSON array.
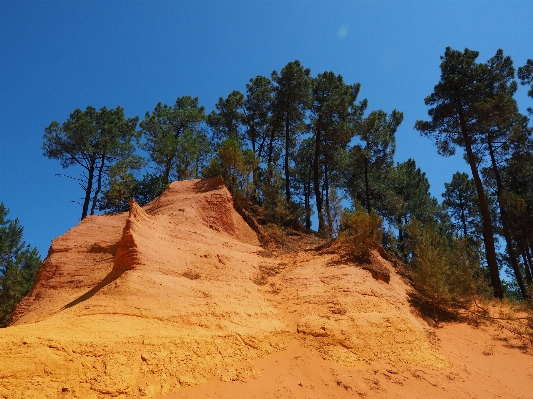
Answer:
[{"xmin": 339, "ymin": 207, "xmax": 383, "ymax": 262}]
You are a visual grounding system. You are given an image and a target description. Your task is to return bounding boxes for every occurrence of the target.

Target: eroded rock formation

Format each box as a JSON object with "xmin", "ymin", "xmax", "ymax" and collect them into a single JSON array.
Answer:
[{"xmin": 0, "ymin": 177, "xmax": 468, "ymax": 398}]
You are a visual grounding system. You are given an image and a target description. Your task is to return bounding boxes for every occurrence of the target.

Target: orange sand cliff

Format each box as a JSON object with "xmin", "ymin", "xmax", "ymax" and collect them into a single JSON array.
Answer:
[{"xmin": 0, "ymin": 177, "xmax": 531, "ymax": 399}]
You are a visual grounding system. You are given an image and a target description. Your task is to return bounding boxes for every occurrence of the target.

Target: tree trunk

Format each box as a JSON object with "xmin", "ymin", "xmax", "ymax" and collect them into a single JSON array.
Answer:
[
  {"xmin": 284, "ymin": 113, "xmax": 291, "ymax": 206},
  {"xmin": 519, "ymin": 243, "xmax": 532, "ymax": 285},
  {"xmin": 397, "ymin": 216, "xmax": 406, "ymax": 262},
  {"xmin": 460, "ymin": 201, "xmax": 468, "ymax": 238},
  {"xmin": 487, "ymin": 138, "xmax": 528, "ymax": 298},
  {"xmin": 364, "ymin": 155, "xmax": 371, "ymax": 214},
  {"xmin": 324, "ymin": 164, "xmax": 333, "ymax": 238},
  {"xmin": 90, "ymin": 151, "xmax": 106, "ymax": 216},
  {"xmin": 526, "ymin": 245, "xmax": 533, "ymax": 285},
  {"xmin": 459, "ymin": 111, "xmax": 503, "ymax": 299},
  {"xmin": 164, "ymin": 157, "xmax": 172, "ymax": 186},
  {"xmin": 304, "ymin": 180, "xmax": 311, "ymax": 230},
  {"xmin": 266, "ymin": 128, "xmax": 276, "ymax": 182},
  {"xmin": 81, "ymin": 157, "xmax": 97, "ymax": 220},
  {"xmin": 249, "ymin": 131, "xmax": 259, "ymax": 202},
  {"xmin": 313, "ymin": 127, "xmax": 325, "ymax": 237}
]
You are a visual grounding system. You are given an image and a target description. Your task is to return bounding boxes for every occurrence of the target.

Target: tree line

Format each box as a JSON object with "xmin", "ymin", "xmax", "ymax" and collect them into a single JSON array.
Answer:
[{"xmin": 33, "ymin": 49, "xmax": 532, "ymax": 306}]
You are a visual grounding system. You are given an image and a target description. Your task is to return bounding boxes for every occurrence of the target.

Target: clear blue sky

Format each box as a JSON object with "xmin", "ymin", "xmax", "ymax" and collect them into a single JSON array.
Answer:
[{"xmin": 1, "ymin": 1, "xmax": 531, "ymax": 258}]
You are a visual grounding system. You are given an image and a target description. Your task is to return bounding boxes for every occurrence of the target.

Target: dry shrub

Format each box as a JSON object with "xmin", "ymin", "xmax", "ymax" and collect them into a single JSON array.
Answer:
[
  {"xmin": 482, "ymin": 341, "xmax": 495, "ymax": 356},
  {"xmin": 263, "ymin": 223, "xmax": 287, "ymax": 246},
  {"xmin": 270, "ymin": 282, "xmax": 282, "ymax": 294},
  {"xmin": 181, "ymin": 269, "xmax": 201, "ymax": 280},
  {"xmin": 339, "ymin": 208, "xmax": 383, "ymax": 262},
  {"xmin": 251, "ymin": 272, "xmax": 269, "ymax": 286}
]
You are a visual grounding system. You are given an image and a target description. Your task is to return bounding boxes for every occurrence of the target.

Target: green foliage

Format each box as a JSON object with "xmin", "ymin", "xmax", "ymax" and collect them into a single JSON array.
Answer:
[
  {"xmin": 0, "ymin": 204, "xmax": 41, "ymax": 327},
  {"xmin": 413, "ymin": 47, "xmax": 529, "ymax": 299},
  {"xmin": 501, "ymin": 145, "xmax": 533, "ymax": 296},
  {"xmin": 140, "ymin": 96, "xmax": 206, "ymax": 185},
  {"xmin": 203, "ymin": 137, "xmax": 258, "ymax": 200},
  {"xmin": 175, "ymin": 128, "xmax": 212, "ymax": 181},
  {"xmin": 207, "ymin": 91, "xmax": 245, "ymax": 144},
  {"xmin": 292, "ymin": 137, "xmax": 315, "ymax": 229},
  {"xmin": 339, "ymin": 206, "xmax": 383, "ymax": 262},
  {"xmin": 98, "ymin": 163, "xmax": 139, "ymax": 213},
  {"xmin": 43, "ymin": 105, "xmax": 140, "ymax": 220},
  {"xmin": 518, "ymin": 58, "xmax": 533, "ymax": 100},
  {"xmin": 242, "ymin": 76, "xmax": 276, "ymax": 202},
  {"xmin": 442, "ymin": 172, "xmax": 482, "ymax": 240},
  {"xmin": 388, "ymin": 158, "xmax": 440, "ymax": 262},
  {"xmin": 272, "ymin": 60, "xmax": 313, "ymax": 206},
  {"xmin": 98, "ymin": 163, "xmax": 168, "ymax": 214},
  {"xmin": 311, "ymin": 71, "xmax": 365, "ymax": 237},
  {"xmin": 406, "ymin": 220, "xmax": 488, "ymax": 310},
  {"xmin": 391, "ymin": 159, "xmax": 437, "ymax": 226},
  {"xmin": 243, "ymin": 75, "xmax": 274, "ymax": 156},
  {"xmin": 260, "ymin": 164, "xmax": 292, "ymax": 224},
  {"xmin": 325, "ymin": 187, "xmax": 346, "ymax": 238},
  {"xmin": 347, "ymin": 109, "xmax": 402, "ymax": 215}
]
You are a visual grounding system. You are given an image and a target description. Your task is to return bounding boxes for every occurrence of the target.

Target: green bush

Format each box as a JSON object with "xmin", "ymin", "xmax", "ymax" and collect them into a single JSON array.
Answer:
[
  {"xmin": 339, "ymin": 208, "xmax": 383, "ymax": 262},
  {"xmin": 406, "ymin": 220, "xmax": 488, "ymax": 311}
]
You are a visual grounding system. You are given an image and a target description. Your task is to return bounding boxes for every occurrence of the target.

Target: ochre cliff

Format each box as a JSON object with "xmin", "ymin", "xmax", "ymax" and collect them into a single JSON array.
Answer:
[{"xmin": 0, "ymin": 177, "xmax": 530, "ymax": 399}]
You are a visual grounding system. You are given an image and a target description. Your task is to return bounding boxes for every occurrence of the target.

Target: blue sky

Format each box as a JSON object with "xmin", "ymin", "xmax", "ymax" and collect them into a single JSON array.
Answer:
[{"xmin": 1, "ymin": 1, "xmax": 531, "ymax": 258}]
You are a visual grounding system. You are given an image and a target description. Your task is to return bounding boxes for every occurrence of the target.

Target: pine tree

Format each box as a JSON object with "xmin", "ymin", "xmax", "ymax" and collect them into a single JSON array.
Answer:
[
  {"xmin": 406, "ymin": 219, "xmax": 485, "ymax": 314},
  {"xmin": 311, "ymin": 71, "xmax": 364, "ymax": 237},
  {"xmin": 502, "ymin": 143, "xmax": 533, "ymax": 291},
  {"xmin": 442, "ymin": 172, "xmax": 481, "ymax": 240},
  {"xmin": 43, "ymin": 106, "xmax": 140, "ymax": 220},
  {"xmin": 141, "ymin": 96, "xmax": 206, "ymax": 185},
  {"xmin": 415, "ymin": 47, "xmax": 505, "ymax": 298},
  {"xmin": 390, "ymin": 159, "xmax": 439, "ymax": 260},
  {"xmin": 206, "ymin": 91, "xmax": 245, "ymax": 144},
  {"xmin": 518, "ymin": 58, "xmax": 533, "ymax": 114},
  {"xmin": 271, "ymin": 61, "xmax": 312, "ymax": 207},
  {"xmin": 347, "ymin": 109, "xmax": 402, "ymax": 215},
  {"xmin": 242, "ymin": 76, "xmax": 275, "ymax": 200},
  {"xmin": 292, "ymin": 137, "xmax": 315, "ymax": 229},
  {"xmin": 0, "ymin": 204, "xmax": 41, "ymax": 327},
  {"xmin": 203, "ymin": 137, "xmax": 257, "ymax": 199}
]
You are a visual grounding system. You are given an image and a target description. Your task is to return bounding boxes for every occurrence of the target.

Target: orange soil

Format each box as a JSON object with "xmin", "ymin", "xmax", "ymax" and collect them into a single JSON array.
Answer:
[{"xmin": 0, "ymin": 177, "xmax": 531, "ymax": 399}]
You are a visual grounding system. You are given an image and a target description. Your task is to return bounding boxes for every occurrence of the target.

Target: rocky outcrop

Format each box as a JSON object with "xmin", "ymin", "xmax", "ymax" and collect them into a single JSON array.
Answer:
[{"xmin": 113, "ymin": 200, "xmax": 154, "ymax": 271}]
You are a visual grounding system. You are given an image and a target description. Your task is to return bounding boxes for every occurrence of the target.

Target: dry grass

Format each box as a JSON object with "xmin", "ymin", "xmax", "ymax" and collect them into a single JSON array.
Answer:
[
  {"xmin": 251, "ymin": 272, "xmax": 269, "ymax": 286},
  {"xmin": 180, "ymin": 269, "xmax": 201, "ymax": 280}
]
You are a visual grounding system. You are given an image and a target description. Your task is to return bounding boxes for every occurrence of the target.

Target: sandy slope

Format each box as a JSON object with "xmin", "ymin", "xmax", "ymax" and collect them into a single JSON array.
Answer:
[{"xmin": 0, "ymin": 177, "xmax": 531, "ymax": 399}]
